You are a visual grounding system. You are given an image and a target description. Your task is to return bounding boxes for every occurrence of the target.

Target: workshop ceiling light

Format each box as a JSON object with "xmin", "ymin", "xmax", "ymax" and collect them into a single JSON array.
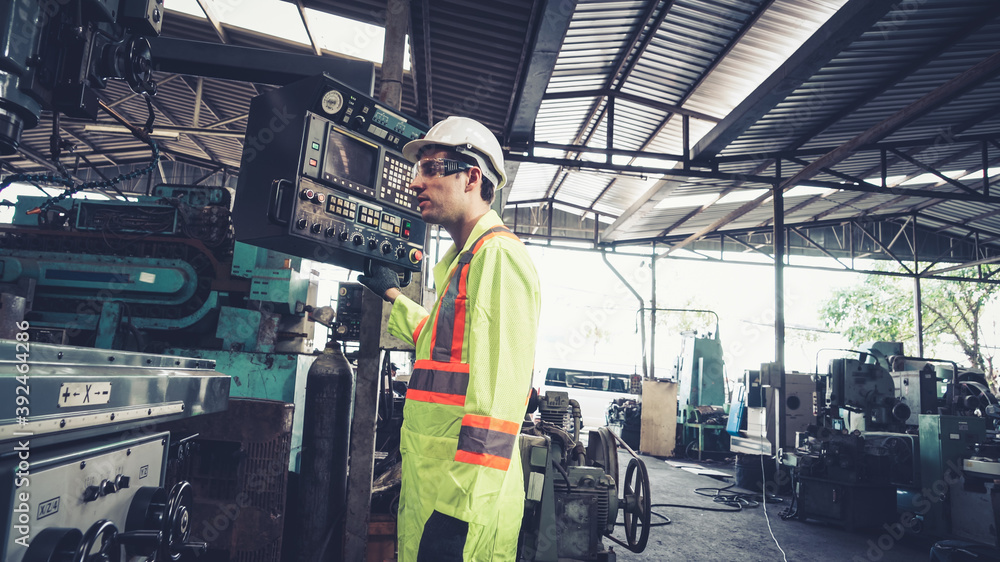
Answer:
[
  {"xmin": 83, "ymin": 124, "xmax": 180, "ymax": 139},
  {"xmin": 654, "ymin": 193, "xmax": 718, "ymax": 210},
  {"xmin": 785, "ymin": 185, "xmax": 836, "ymax": 198},
  {"xmin": 715, "ymin": 188, "xmax": 768, "ymax": 205}
]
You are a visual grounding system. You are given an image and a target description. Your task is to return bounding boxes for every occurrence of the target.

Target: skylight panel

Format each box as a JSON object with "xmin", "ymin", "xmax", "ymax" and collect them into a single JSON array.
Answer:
[
  {"xmin": 304, "ymin": 9, "xmax": 411, "ymax": 70},
  {"xmin": 213, "ymin": 0, "xmax": 310, "ymax": 45}
]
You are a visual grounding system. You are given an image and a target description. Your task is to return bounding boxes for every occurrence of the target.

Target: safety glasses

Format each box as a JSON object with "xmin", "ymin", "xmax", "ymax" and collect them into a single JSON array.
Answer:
[{"xmin": 411, "ymin": 158, "xmax": 475, "ymax": 181}]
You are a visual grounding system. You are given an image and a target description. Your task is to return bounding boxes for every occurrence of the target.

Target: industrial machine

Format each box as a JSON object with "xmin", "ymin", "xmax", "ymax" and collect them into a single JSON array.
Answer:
[
  {"xmin": 0, "ymin": 186, "xmax": 323, "ymax": 472},
  {"xmin": 232, "ymin": 72, "xmax": 428, "ymax": 279},
  {"xmin": 673, "ymin": 330, "xmax": 729, "ymax": 459},
  {"xmin": 776, "ymin": 344, "xmax": 1000, "ymax": 548},
  {"xmin": 0, "ymin": 339, "xmax": 229, "ymax": 561},
  {"xmin": 520, "ymin": 391, "xmax": 651, "ymax": 561},
  {"xmin": 0, "ymin": 0, "xmax": 161, "ymax": 156}
]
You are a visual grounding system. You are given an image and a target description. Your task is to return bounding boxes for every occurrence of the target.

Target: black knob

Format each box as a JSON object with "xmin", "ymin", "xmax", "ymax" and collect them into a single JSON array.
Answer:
[
  {"xmin": 296, "ymin": 218, "xmax": 307, "ymax": 230},
  {"xmin": 325, "ymin": 227, "xmax": 336, "ymax": 238},
  {"xmin": 351, "ymin": 115, "xmax": 366, "ymax": 130},
  {"xmin": 368, "ymin": 238, "xmax": 377, "ymax": 250},
  {"xmin": 396, "ymin": 247, "xmax": 406, "ymax": 259},
  {"xmin": 115, "ymin": 474, "xmax": 130, "ymax": 489},
  {"xmin": 83, "ymin": 485, "xmax": 101, "ymax": 502},
  {"xmin": 310, "ymin": 223, "xmax": 322, "ymax": 234},
  {"xmin": 352, "ymin": 234, "xmax": 364, "ymax": 246},
  {"xmin": 338, "ymin": 230, "xmax": 349, "ymax": 241},
  {"xmin": 101, "ymin": 479, "xmax": 118, "ymax": 495},
  {"xmin": 381, "ymin": 242, "xmax": 392, "ymax": 255}
]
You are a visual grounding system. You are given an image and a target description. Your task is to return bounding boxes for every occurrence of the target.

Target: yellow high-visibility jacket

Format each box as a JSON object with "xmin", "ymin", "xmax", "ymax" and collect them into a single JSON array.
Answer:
[{"xmin": 387, "ymin": 210, "xmax": 541, "ymax": 561}]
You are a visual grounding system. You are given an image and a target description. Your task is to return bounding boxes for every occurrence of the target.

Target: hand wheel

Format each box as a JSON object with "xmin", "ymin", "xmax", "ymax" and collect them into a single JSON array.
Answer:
[
  {"xmin": 74, "ymin": 520, "xmax": 120, "ymax": 562},
  {"xmin": 622, "ymin": 457, "xmax": 651, "ymax": 552}
]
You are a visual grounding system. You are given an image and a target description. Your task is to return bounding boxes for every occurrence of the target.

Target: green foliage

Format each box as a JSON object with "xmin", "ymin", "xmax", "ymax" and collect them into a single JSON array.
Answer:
[{"xmin": 820, "ymin": 265, "xmax": 1000, "ymax": 372}]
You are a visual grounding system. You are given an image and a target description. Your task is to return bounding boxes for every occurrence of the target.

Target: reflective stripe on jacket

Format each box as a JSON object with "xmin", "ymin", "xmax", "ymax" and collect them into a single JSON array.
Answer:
[{"xmin": 388, "ymin": 210, "xmax": 540, "ymax": 562}]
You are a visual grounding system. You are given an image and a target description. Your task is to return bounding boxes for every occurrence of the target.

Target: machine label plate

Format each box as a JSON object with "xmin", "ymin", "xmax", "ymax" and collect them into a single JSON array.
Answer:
[
  {"xmin": 37, "ymin": 497, "xmax": 60, "ymax": 519},
  {"xmin": 58, "ymin": 382, "xmax": 112, "ymax": 407}
]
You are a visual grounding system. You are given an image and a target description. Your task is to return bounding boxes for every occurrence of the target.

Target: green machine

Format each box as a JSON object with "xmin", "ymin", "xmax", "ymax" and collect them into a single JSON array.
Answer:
[
  {"xmin": 168, "ymin": 242, "xmax": 321, "ymax": 472},
  {"xmin": 674, "ymin": 332, "xmax": 729, "ymax": 458},
  {"xmin": 2, "ymin": 189, "xmax": 323, "ymax": 471},
  {"xmin": 917, "ymin": 415, "xmax": 988, "ymax": 539}
]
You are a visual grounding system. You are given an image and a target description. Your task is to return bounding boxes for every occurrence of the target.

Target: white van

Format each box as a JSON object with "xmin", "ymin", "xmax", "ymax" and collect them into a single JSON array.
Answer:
[{"xmin": 535, "ymin": 363, "xmax": 640, "ymax": 430}]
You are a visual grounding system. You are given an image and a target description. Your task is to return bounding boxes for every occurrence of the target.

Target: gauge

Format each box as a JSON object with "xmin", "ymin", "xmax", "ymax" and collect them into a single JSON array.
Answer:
[{"xmin": 321, "ymin": 90, "xmax": 344, "ymax": 115}]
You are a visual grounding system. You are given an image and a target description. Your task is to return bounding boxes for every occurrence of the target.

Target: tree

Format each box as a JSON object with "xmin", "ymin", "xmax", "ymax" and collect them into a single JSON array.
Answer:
[{"xmin": 820, "ymin": 266, "xmax": 1000, "ymax": 379}]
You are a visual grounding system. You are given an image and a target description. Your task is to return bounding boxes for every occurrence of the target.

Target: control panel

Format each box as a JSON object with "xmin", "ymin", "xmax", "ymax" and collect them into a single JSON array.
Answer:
[
  {"xmin": 2, "ymin": 433, "xmax": 184, "ymax": 562},
  {"xmin": 233, "ymin": 73, "xmax": 429, "ymax": 279},
  {"xmin": 332, "ymin": 283, "xmax": 364, "ymax": 341}
]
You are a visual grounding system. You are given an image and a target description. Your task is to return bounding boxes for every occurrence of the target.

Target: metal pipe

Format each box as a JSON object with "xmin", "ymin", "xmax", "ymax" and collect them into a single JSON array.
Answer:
[
  {"xmin": 602, "ymin": 251, "xmax": 648, "ymax": 379},
  {"xmin": 651, "ymin": 241, "xmax": 657, "ymax": 380}
]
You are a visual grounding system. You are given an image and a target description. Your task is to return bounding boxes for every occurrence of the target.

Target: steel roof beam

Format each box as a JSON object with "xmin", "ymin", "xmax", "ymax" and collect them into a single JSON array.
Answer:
[
  {"xmin": 410, "ymin": 0, "xmax": 434, "ymax": 124},
  {"xmin": 148, "ymin": 37, "xmax": 375, "ymax": 91},
  {"xmin": 505, "ymin": 0, "xmax": 576, "ymax": 149},
  {"xmin": 542, "ymin": 0, "xmax": 668, "ymax": 200},
  {"xmin": 780, "ymin": 50, "xmax": 1000, "ymax": 191},
  {"xmin": 711, "ymin": 133, "xmax": 1000, "ymax": 165},
  {"xmin": 691, "ymin": 0, "xmax": 898, "ymax": 161},
  {"xmin": 598, "ymin": 0, "xmax": 774, "ymax": 239},
  {"xmin": 775, "ymin": 5, "xmax": 1000, "ymax": 158},
  {"xmin": 502, "ymin": 0, "xmax": 576, "ymax": 209},
  {"xmin": 668, "ymin": 49, "xmax": 1000, "ymax": 253},
  {"xmin": 541, "ymin": 89, "xmax": 720, "ymax": 122},
  {"xmin": 802, "ymin": 105, "xmax": 1000, "ymax": 222},
  {"xmin": 296, "ymin": 0, "xmax": 323, "ymax": 57},
  {"xmin": 507, "ymin": 153, "xmax": 1000, "ymax": 204},
  {"xmin": 195, "ymin": 0, "xmax": 228, "ymax": 44}
]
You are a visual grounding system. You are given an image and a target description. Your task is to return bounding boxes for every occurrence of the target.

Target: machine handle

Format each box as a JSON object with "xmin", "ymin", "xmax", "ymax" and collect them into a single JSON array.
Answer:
[
  {"xmin": 364, "ymin": 258, "xmax": 412, "ymax": 288},
  {"xmin": 267, "ymin": 179, "xmax": 292, "ymax": 225}
]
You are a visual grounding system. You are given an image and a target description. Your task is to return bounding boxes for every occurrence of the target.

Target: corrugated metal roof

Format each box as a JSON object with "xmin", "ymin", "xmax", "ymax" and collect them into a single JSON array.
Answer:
[{"xmin": 4, "ymin": 0, "xmax": 1000, "ymax": 266}]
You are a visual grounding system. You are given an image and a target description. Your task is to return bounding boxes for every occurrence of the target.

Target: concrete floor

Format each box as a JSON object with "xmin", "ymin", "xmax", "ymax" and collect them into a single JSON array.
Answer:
[{"xmin": 604, "ymin": 451, "xmax": 932, "ymax": 562}]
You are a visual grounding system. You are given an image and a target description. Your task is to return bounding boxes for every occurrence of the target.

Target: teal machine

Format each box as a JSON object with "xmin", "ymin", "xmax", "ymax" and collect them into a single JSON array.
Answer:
[
  {"xmin": 673, "ymin": 331, "xmax": 729, "ymax": 459},
  {"xmin": 1, "ymin": 186, "xmax": 323, "ymax": 470}
]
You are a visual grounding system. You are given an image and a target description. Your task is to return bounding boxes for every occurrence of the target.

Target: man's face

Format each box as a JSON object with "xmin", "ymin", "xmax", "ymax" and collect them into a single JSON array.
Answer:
[{"xmin": 409, "ymin": 149, "xmax": 471, "ymax": 226}]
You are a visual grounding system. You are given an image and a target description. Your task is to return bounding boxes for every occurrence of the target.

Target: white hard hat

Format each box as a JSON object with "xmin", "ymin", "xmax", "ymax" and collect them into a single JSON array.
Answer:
[{"xmin": 403, "ymin": 116, "xmax": 507, "ymax": 189}]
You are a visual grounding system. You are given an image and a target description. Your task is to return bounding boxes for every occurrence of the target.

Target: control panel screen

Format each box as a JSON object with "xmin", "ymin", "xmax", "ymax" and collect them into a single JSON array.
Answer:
[{"xmin": 324, "ymin": 129, "xmax": 377, "ymax": 187}]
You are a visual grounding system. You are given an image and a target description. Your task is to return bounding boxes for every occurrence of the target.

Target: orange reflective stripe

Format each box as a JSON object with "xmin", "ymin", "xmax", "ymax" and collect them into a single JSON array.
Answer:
[
  {"xmin": 430, "ymin": 226, "xmax": 520, "ymax": 364},
  {"xmin": 412, "ymin": 316, "xmax": 428, "ymax": 344},
  {"xmin": 472, "ymin": 230, "xmax": 520, "ymax": 253},
  {"xmin": 406, "ymin": 388, "xmax": 466, "ymax": 407},
  {"xmin": 408, "ymin": 360, "xmax": 469, "ymax": 407},
  {"xmin": 461, "ymin": 414, "xmax": 520, "ymax": 435},
  {"xmin": 451, "ymin": 266, "xmax": 469, "ymax": 362},
  {"xmin": 454, "ymin": 450, "xmax": 511, "ymax": 471}
]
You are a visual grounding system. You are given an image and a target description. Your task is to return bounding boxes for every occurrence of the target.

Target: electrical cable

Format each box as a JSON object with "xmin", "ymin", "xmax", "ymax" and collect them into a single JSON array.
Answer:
[
  {"xmin": 759, "ymin": 380, "xmax": 789, "ymax": 562},
  {"xmin": 0, "ymin": 95, "xmax": 160, "ymax": 209}
]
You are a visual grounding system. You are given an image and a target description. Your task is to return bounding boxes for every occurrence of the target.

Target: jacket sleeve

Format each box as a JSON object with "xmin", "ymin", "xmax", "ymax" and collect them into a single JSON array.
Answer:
[
  {"xmin": 432, "ymin": 241, "xmax": 541, "ymax": 523},
  {"xmin": 387, "ymin": 293, "xmax": 430, "ymax": 347}
]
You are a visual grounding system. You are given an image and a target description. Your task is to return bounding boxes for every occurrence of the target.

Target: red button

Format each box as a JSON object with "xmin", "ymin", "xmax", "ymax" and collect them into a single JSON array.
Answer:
[
  {"xmin": 309, "ymin": 158, "xmax": 318, "ymax": 167},
  {"xmin": 409, "ymin": 249, "xmax": 423, "ymax": 264}
]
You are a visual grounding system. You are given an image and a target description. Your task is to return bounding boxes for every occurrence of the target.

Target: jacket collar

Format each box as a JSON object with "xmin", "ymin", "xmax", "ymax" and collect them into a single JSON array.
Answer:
[{"xmin": 433, "ymin": 210, "xmax": 503, "ymax": 290}]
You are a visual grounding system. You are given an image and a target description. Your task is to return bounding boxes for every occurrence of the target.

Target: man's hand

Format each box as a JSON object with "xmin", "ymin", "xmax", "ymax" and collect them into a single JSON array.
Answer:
[{"xmin": 358, "ymin": 263, "xmax": 401, "ymax": 302}]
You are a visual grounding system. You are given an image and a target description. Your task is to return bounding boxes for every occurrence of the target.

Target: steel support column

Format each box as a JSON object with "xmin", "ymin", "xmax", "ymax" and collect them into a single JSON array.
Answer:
[
  {"xmin": 344, "ymin": 4, "xmax": 409, "ymax": 559},
  {"xmin": 651, "ymin": 241, "xmax": 657, "ymax": 381},
  {"xmin": 913, "ymin": 215, "xmax": 923, "ymax": 356},
  {"xmin": 773, "ymin": 162, "xmax": 785, "ymax": 373}
]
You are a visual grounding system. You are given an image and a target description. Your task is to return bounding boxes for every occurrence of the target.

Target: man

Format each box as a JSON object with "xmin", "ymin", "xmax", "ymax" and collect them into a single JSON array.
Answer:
[{"xmin": 359, "ymin": 116, "xmax": 540, "ymax": 561}]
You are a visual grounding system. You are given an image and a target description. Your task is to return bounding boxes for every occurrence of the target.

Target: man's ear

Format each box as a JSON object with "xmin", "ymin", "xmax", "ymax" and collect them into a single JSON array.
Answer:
[{"xmin": 465, "ymin": 166, "xmax": 483, "ymax": 193}]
